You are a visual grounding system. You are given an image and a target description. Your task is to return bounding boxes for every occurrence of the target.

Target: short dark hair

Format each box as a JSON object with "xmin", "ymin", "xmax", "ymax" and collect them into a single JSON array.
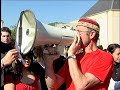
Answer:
[
  {"xmin": 107, "ymin": 43, "xmax": 120, "ymax": 54},
  {"xmin": 1, "ymin": 27, "xmax": 11, "ymax": 35},
  {"xmin": 97, "ymin": 45, "xmax": 103, "ymax": 50}
]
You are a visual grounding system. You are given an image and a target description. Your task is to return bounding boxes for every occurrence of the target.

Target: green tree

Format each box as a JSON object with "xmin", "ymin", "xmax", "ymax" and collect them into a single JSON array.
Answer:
[
  {"xmin": 10, "ymin": 25, "xmax": 17, "ymax": 42},
  {"xmin": 48, "ymin": 22, "xmax": 65, "ymax": 26}
]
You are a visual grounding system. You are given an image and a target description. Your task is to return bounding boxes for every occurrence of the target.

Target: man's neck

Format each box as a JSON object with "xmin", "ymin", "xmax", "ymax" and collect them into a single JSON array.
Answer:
[{"xmin": 84, "ymin": 42, "xmax": 98, "ymax": 53}]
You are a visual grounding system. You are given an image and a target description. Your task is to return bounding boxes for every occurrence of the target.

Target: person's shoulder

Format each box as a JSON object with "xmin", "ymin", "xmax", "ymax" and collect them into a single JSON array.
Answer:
[
  {"xmin": 4, "ymin": 74, "xmax": 14, "ymax": 84},
  {"xmin": 98, "ymin": 49, "xmax": 112, "ymax": 56},
  {"xmin": 98, "ymin": 49, "xmax": 113, "ymax": 62}
]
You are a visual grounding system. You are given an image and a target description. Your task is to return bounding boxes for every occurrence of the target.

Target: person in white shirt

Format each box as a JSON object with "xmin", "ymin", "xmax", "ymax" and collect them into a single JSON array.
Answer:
[{"xmin": 107, "ymin": 43, "xmax": 120, "ymax": 90}]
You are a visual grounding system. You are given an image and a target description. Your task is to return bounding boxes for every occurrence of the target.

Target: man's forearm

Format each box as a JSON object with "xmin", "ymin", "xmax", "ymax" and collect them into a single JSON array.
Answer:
[
  {"xmin": 68, "ymin": 58, "xmax": 88, "ymax": 90},
  {"xmin": 45, "ymin": 62, "xmax": 65, "ymax": 90},
  {"xmin": 45, "ymin": 63, "xmax": 57, "ymax": 89}
]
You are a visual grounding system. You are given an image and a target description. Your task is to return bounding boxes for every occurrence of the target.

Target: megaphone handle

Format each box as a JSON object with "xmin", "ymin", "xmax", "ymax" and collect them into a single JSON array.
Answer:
[{"xmin": 15, "ymin": 43, "xmax": 25, "ymax": 65}]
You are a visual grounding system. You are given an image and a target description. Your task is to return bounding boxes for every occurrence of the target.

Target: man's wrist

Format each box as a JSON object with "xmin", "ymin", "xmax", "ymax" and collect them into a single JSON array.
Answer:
[{"xmin": 67, "ymin": 55, "xmax": 76, "ymax": 59}]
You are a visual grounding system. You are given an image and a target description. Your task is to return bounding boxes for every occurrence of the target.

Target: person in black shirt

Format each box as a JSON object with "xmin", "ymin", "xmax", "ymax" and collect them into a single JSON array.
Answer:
[
  {"xmin": 33, "ymin": 45, "xmax": 67, "ymax": 90},
  {"xmin": 1, "ymin": 27, "xmax": 19, "ymax": 90},
  {"xmin": 32, "ymin": 46, "xmax": 48, "ymax": 90}
]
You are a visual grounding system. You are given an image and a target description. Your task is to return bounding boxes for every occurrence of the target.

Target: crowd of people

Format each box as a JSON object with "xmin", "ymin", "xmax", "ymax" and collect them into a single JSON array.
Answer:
[{"xmin": 1, "ymin": 18, "xmax": 120, "ymax": 90}]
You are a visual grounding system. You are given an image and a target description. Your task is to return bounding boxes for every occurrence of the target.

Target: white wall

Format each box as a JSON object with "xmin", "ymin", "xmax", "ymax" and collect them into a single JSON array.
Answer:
[{"xmin": 87, "ymin": 10, "xmax": 120, "ymax": 49}]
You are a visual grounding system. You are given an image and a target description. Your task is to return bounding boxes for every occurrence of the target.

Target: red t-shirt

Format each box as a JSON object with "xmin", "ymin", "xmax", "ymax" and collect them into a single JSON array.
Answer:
[
  {"xmin": 4, "ymin": 75, "xmax": 40, "ymax": 90},
  {"xmin": 58, "ymin": 49, "xmax": 113, "ymax": 90}
]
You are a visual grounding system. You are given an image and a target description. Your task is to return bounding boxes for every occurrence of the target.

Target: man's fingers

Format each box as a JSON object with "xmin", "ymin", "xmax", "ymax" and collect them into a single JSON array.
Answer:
[
  {"xmin": 76, "ymin": 32, "xmax": 81, "ymax": 45},
  {"xmin": 9, "ymin": 49, "xmax": 19, "ymax": 55},
  {"xmin": 73, "ymin": 32, "xmax": 78, "ymax": 44}
]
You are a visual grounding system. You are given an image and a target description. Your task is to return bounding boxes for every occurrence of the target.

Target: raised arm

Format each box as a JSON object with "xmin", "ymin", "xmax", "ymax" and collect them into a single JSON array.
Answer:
[
  {"xmin": 1, "ymin": 49, "xmax": 19, "ymax": 69},
  {"xmin": 44, "ymin": 46, "xmax": 65, "ymax": 90}
]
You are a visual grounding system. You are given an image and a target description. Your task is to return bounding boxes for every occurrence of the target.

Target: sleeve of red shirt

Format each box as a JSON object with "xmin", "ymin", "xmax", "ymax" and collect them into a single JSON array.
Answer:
[
  {"xmin": 87, "ymin": 53, "xmax": 113, "ymax": 83},
  {"xmin": 4, "ymin": 75, "xmax": 14, "ymax": 84}
]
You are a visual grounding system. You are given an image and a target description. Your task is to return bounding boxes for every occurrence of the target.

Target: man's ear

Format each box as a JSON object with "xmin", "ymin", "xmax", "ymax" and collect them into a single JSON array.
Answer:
[{"xmin": 90, "ymin": 30, "xmax": 96, "ymax": 39}]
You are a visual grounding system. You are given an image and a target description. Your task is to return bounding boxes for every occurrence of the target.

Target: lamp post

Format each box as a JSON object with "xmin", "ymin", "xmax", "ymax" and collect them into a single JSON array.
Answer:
[{"xmin": 1, "ymin": 20, "xmax": 4, "ymax": 28}]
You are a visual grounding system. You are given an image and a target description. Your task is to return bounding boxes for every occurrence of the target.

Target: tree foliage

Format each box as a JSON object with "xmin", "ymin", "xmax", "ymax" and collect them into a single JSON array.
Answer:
[
  {"xmin": 48, "ymin": 22, "xmax": 65, "ymax": 26},
  {"xmin": 10, "ymin": 25, "xmax": 17, "ymax": 42}
]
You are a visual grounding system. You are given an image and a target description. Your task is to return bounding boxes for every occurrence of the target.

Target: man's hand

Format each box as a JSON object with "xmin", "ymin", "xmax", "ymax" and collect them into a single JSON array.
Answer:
[
  {"xmin": 68, "ymin": 32, "xmax": 82, "ymax": 55},
  {"xmin": 44, "ymin": 45, "xmax": 60, "ymax": 65},
  {"xmin": 1, "ymin": 49, "xmax": 19, "ymax": 68}
]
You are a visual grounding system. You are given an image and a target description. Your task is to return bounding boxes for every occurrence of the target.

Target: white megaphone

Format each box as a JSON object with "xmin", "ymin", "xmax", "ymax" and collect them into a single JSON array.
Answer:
[{"xmin": 16, "ymin": 9, "xmax": 76, "ymax": 55}]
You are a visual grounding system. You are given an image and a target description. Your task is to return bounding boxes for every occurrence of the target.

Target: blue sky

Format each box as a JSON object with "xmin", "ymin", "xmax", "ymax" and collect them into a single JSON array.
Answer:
[{"xmin": 1, "ymin": 0, "xmax": 98, "ymax": 28}]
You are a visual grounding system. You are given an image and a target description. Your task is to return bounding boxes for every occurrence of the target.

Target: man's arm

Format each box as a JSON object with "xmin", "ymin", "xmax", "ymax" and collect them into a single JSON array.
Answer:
[
  {"xmin": 4, "ymin": 75, "xmax": 15, "ymax": 90},
  {"xmin": 4, "ymin": 83, "xmax": 15, "ymax": 90},
  {"xmin": 1, "ymin": 49, "xmax": 18, "ymax": 69},
  {"xmin": 68, "ymin": 57, "xmax": 100, "ymax": 90},
  {"xmin": 44, "ymin": 53, "xmax": 65, "ymax": 90}
]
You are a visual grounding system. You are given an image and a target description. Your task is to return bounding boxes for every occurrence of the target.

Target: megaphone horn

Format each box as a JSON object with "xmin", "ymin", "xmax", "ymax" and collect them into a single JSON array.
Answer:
[{"xmin": 16, "ymin": 9, "xmax": 75, "ymax": 54}]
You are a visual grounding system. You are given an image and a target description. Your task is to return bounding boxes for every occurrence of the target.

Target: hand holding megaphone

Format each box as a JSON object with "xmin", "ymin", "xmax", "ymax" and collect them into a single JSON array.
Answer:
[
  {"xmin": 14, "ymin": 42, "xmax": 25, "ymax": 65},
  {"xmin": 44, "ymin": 45, "xmax": 61, "ymax": 65},
  {"xmin": 44, "ymin": 44, "xmax": 58, "ymax": 55}
]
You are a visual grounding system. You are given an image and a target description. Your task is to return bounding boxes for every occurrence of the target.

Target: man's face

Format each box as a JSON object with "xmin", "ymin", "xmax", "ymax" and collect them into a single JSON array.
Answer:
[
  {"xmin": 75, "ymin": 25, "xmax": 91, "ymax": 47},
  {"xmin": 112, "ymin": 48, "xmax": 120, "ymax": 63},
  {"xmin": 1, "ymin": 31, "xmax": 11, "ymax": 44}
]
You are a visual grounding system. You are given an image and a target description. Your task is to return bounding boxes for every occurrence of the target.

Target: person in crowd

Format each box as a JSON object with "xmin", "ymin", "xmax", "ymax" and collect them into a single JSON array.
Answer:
[
  {"xmin": 1, "ymin": 27, "xmax": 18, "ymax": 69},
  {"xmin": 35, "ymin": 44, "xmax": 66, "ymax": 90},
  {"xmin": 97, "ymin": 45, "xmax": 103, "ymax": 50},
  {"xmin": 63, "ymin": 46, "xmax": 70, "ymax": 58},
  {"xmin": 107, "ymin": 43, "xmax": 120, "ymax": 90},
  {"xmin": 1, "ymin": 27, "xmax": 19, "ymax": 89},
  {"xmin": 45, "ymin": 44, "xmax": 66, "ymax": 73},
  {"xmin": 32, "ymin": 46, "xmax": 48, "ymax": 90},
  {"xmin": 46, "ymin": 45, "xmax": 66, "ymax": 90},
  {"xmin": 32, "ymin": 45, "xmax": 66, "ymax": 90},
  {"xmin": 44, "ymin": 18, "xmax": 114, "ymax": 90},
  {"xmin": 4, "ymin": 51, "xmax": 42, "ymax": 90}
]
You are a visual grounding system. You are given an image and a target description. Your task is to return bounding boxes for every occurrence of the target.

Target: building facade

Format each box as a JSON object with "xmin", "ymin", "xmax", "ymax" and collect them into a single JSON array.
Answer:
[{"xmin": 55, "ymin": 0, "xmax": 120, "ymax": 49}]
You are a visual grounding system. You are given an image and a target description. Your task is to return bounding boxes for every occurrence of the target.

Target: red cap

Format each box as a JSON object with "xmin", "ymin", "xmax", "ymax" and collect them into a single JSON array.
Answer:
[{"xmin": 78, "ymin": 18, "xmax": 100, "ymax": 31}]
